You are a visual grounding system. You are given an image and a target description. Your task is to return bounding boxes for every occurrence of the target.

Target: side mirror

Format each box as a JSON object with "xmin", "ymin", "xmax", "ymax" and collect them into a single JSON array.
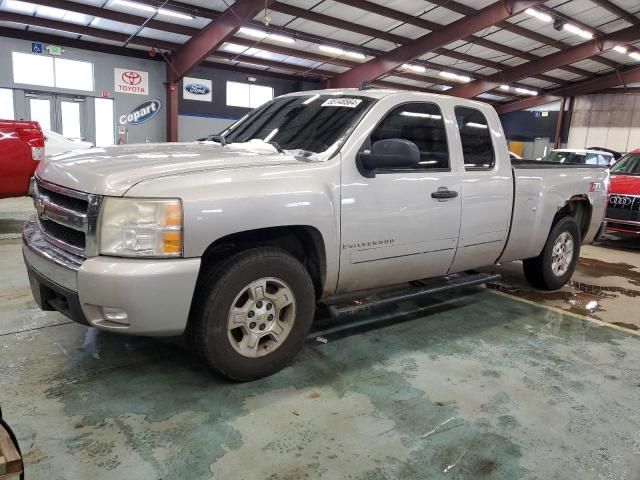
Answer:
[{"xmin": 358, "ymin": 138, "xmax": 421, "ymax": 173}]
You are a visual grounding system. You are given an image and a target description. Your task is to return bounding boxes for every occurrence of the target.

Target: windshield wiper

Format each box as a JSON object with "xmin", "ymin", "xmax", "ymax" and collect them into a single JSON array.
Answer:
[
  {"xmin": 268, "ymin": 141, "xmax": 284, "ymax": 153},
  {"xmin": 199, "ymin": 133, "xmax": 226, "ymax": 145}
]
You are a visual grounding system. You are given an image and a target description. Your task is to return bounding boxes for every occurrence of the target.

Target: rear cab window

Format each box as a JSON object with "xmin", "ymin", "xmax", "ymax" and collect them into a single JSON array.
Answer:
[{"xmin": 454, "ymin": 106, "xmax": 495, "ymax": 170}]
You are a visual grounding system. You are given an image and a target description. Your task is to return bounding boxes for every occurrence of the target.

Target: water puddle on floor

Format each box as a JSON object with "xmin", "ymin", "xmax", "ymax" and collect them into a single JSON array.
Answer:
[{"xmin": 488, "ymin": 273, "xmax": 640, "ymax": 331}]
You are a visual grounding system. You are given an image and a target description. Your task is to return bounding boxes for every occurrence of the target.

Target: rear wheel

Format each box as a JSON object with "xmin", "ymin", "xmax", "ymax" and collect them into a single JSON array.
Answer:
[
  {"xmin": 523, "ymin": 216, "xmax": 580, "ymax": 291},
  {"xmin": 188, "ymin": 247, "xmax": 315, "ymax": 381}
]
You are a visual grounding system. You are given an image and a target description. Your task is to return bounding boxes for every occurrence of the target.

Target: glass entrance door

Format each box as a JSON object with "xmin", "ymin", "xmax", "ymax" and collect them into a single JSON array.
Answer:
[
  {"xmin": 28, "ymin": 95, "xmax": 53, "ymax": 131},
  {"xmin": 27, "ymin": 93, "xmax": 87, "ymax": 140},
  {"xmin": 57, "ymin": 96, "xmax": 86, "ymax": 140}
]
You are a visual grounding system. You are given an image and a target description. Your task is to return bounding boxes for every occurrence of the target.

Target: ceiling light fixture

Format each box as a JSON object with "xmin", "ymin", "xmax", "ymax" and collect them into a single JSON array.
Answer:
[
  {"xmin": 157, "ymin": 8, "xmax": 194, "ymax": 20},
  {"xmin": 630, "ymin": 51, "xmax": 640, "ymax": 61},
  {"xmin": 112, "ymin": 0, "xmax": 155, "ymax": 13},
  {"xmin": 613, "ymin": 45, "xmax": 628, "ymax": 53},
  {"xmin": 562, "ymin": 23, "xmax": 593, "ymax": 39},
  {"xmin": 440, "ymin": 71, "xmax": 471, "ymax": 83},
  {"xmin": 239, "ymin": 27, "xmax": 268, "ymax": 39},
  {"xmin": 402, "ymin": 64, "xmax": 426, "ymax": 73},
  {"xmin": 515, "ymin": 87, "xmax": 538, "ymax": 96},
  {"xmin": 500, "ymin": 85, "xmax": 510, "ymax": 91},
  {"xmin": 525, "ymin": 8, "xmax": 552, "ymax": 22},
  {"xmin": 238, "ymin": 27, "xmax": 294, "ymax": 43},
  {"xmin": 111, "ymin": 0, "xmax": 193, "ymax": 20},
  {"xmin": 318, "ymin": 45, "xmax": 366, "ymax": 60},
  {"xmin": 268, "ymin": 33, "xmax": 295, "ymax": 44}
]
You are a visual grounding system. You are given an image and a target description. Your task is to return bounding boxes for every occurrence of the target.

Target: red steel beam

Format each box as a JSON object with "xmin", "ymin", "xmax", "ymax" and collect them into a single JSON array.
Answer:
[
  {"xmin": 449, "ymin": 25, "xmax": 640, "ymax": 99},
  {"xmin": 554, "ymin": 97, "xmax": 567, "ymax": 148},
  {"xmin": 426, "ymin": 0, "xmax": 618, "ymax": 70},
  {"xmin": 495, "ymin": 66, "xmax": 640, "ymax": 113},
  {"xmin": 102, "ymin": 0, "xmax": 569, "ymax": 86},
  {"xmin": 329, "ymin": 0, "xmax": 579, "ymax": 83},
  {"xmin": 166, "ymin": 64, "xmax": 179, "ymax": 142},
  {"xmin": 25, "ymin": 0, "xmax": 195, "ymax": 37},
  {"xmin": 272, "ymin": 1, "xmax": 583, "ymax": 83},
  {"xmin": 37, "ymin": 0, "xmax": 533, "ymax": 92},
  {"xmin": 590, "ymin": 0, "xmax": 640, "ymax": 26},
  {"xmin": 536, "ymin": 5, "xmax": 618, "ymax": 69},
  {"xmin": 169, "ymin": 0, "xmax": 275, "ymax": 81},
  {"xmin": 327, "ymin": 0, "xmax": 545, "ymax": 88},
  {"xmin": 0, "ymin": 11, "xmax": 178, "ymax": 49}
]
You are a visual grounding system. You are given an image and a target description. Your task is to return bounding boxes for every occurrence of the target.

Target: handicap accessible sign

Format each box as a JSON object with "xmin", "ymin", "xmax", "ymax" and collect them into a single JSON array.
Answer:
[{"xmin": 32, "ymin": 43, "xmax": 43, "ymax": 54}]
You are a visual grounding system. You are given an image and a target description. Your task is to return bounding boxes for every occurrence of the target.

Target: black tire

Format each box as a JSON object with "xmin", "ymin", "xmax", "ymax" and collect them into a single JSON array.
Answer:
[
  {"xmin": 187, "ymin": 247, "xmax": 315, "ymax": 381},
  {"xmin": 523, "ymin": 216, "xmax": 581, "ymax": 291}
]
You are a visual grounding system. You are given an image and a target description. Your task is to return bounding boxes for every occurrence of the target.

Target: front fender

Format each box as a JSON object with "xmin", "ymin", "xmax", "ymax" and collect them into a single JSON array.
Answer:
[{"xmin": 125, "ymin": 159, "xmax": 341, "ymax": 292}]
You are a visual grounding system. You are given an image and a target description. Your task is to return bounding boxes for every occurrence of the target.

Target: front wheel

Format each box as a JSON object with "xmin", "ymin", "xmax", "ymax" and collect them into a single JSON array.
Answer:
[
  {"xmin": 188, "ymin": 247, "xmax": 315, "ymax": 381},
  {"xmin": 523, "ymin": 216, "xmax": 581, "ymax": 291}
]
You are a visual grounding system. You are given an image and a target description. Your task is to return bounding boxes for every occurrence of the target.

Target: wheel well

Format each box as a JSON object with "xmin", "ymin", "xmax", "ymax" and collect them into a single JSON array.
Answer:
[
  {"xmin": 553, "ymin": 196, "xmax": 592, "ymax": 240},
  {"xmin": 198, "ymin": 226, "xmax": 327, "ymax": 298}
]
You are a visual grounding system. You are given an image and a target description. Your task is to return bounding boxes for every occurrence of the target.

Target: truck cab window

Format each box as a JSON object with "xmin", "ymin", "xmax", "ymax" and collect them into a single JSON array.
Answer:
[
  {"xmin": 370, "ymin": 102, "xmax": 449, "ymax": 169},
  {"xmin": 455, "ymin": 107, "xmax": 495, "ymax": 170}
]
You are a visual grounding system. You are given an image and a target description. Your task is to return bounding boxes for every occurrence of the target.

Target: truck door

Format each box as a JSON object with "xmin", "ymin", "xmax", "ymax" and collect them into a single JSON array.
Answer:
[
  {"xmin": 448, "ymin": 106, "xmax": 513, "ymax": 273},
  {"xmin": 337, "ymin": 101, "xmax": 462, "ymax": 292}
]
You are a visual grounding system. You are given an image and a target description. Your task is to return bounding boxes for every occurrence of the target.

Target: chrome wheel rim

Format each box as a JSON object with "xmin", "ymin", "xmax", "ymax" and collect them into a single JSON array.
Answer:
[
  {"xmin": 551, "ymin": 231, "xmax": 574, "ymax": 277},
  {"xmin": 227, "ymin": 277, "xmax": 296, "ymax": 358}
]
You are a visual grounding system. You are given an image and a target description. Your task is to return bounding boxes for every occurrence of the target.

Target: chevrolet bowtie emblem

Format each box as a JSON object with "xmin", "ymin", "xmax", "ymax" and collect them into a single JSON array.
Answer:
[{"xmin": 35, "ymin": 198, "xmax": 46, "ymax": 217}]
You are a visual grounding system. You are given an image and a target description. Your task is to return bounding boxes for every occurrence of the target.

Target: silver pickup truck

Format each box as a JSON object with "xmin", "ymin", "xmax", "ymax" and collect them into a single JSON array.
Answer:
[{"xmin": 23, "ymin": 89, "xmax": 608, "ymax": 380}]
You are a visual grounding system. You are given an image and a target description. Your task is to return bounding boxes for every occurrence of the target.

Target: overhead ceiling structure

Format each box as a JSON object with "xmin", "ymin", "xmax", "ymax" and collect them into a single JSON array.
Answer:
[{"xmin": 0, "ymin": 0, "xmax": 639, "ymax": 112}]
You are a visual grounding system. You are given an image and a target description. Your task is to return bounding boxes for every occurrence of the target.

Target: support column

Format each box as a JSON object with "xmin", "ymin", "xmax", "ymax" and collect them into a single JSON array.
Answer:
[
  {"xmin": 554, "ymin": 97, "xmax": 567, "ymax": 148},
  {"xmin": 165, "ymin": 59, "xmax": 179, "ymax": 142}
]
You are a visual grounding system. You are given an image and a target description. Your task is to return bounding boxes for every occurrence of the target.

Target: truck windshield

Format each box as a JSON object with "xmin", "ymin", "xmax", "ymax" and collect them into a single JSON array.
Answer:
[
  {"xmin": 216, "ymin": 94, "xmax": 375, "ymax": 159},
  {"xmin": 541, "ymin": 151, "xmax": 587, "ymax": 164},
  {"xmin": 610, "ymin": 153, "xmax": 640, "ymax": 175}
]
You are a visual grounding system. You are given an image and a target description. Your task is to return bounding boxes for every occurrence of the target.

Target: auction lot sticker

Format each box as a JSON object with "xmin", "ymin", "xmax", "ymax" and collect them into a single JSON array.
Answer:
[{"xmin": 321, "ymin": 98, "xmax": 363, "ymax": 108}]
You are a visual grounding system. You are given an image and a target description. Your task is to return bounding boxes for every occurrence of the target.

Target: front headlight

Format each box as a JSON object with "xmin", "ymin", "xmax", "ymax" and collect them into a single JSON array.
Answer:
[{"xmin": 99, "ymin": 197, "xmax": 183, "ymax": 257}]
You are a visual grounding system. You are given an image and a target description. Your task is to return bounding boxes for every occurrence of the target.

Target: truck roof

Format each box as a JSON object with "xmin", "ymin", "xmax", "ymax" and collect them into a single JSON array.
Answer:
[{"xmin": 280, "ymin": 88, "xmax": 492, "ymax": 109}]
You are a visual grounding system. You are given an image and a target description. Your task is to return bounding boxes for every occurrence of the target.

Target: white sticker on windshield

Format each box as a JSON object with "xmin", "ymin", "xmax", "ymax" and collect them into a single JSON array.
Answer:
[{"xmin": 321, "ymin": 98, "xmax": 363, "ymax": 108}]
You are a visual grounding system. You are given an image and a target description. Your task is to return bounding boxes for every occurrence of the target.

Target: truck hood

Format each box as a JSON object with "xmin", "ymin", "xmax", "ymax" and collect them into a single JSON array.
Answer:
[
  {"xmin": 610, "ymin": 173, "xmax": 640, "ymax": 195},
  {"xmin": 36, "ymin": 141, "xmax": 302, "ymax": 196}
]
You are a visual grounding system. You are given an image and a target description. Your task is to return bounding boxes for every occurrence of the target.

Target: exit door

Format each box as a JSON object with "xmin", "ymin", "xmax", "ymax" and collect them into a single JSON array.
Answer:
[{"xmin": 27, "ymin": 93, "xmax": 87, "ymax": 140}]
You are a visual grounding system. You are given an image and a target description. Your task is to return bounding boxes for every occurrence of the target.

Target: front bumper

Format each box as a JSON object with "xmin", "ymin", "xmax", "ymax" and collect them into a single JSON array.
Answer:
[
  {"xmin": 23, "ymin": 215, "xmax": 201, "ymax": 336},
  {"xmin": 604, "ymin": 218, "xmax": 640, "ymax": 235}
]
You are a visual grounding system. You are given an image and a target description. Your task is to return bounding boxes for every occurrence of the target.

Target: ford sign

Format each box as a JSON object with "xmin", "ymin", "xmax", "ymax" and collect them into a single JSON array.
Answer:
[
  {"xmin": 119, "ymin": 99, "xmax": 162, "ymax": 125},
  {"xmin": 185, "ymin": 83, "xmax": 210, "ymax": 95}
]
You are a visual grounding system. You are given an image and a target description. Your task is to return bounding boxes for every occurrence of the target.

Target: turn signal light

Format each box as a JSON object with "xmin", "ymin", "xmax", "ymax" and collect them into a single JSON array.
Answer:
[{"xmin": 162, "ymin": 231, "xmax": 182, "ymax": 255}]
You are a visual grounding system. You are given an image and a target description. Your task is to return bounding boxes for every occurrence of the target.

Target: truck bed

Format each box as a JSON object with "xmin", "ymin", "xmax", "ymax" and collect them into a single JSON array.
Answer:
[{"xmin": 511, "ymin": 159, "xmax": 606, "ymax": 169}]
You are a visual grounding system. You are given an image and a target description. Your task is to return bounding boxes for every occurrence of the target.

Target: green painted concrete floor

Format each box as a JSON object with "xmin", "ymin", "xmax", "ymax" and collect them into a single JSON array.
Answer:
[{"xmin": 2, "ymin": 198, "xmax": 640, "ymax": 479}]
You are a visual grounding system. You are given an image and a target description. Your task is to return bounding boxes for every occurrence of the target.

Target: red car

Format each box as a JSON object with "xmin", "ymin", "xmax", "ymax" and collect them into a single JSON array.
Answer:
[
  {"xmin": 605, "ymin": 149, "xmax": 640, "ymax": 235},
  {"xmin": 0, "ymin": 120, "xmax": 45, "ymax": 199}
]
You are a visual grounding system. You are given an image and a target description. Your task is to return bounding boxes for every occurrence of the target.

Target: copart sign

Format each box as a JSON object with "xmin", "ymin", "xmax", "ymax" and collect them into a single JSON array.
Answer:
[
  {"xmin": 119, "ymin": 99, "xmax": 162, "ymax": 125},
  {"xmin": 114, "ymin": 68, "xmax": 149, "ymax": 95}
]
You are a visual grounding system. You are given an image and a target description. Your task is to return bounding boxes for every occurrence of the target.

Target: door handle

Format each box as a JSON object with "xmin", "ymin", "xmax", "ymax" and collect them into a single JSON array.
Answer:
[{"xmin": 431, "ymin": 188, "xmax": 458, "ymax": 199}]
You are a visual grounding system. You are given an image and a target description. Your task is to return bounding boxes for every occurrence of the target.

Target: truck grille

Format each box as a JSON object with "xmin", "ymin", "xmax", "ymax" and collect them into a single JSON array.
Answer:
[
  {"xmin": 605, "ymin": 194, "xmax": 640, "ymax": 223},
  {"xmin": 32, "ymin": 178, "xmax": 100, "ymax": 257}
]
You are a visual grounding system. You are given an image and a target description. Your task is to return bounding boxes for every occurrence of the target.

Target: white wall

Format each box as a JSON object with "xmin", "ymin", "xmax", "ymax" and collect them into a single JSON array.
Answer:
[
  {"xmin": 567, "ymin": 93, "xmax": 640, "ymax": 152},
  {"xmin": 0, "ymin": 36, "xmax": 167, "ymax": 144}
]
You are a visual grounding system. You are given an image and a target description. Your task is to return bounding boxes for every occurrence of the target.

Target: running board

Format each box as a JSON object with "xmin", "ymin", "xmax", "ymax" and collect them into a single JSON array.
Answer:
[{"xmin": 320, "ymin": 272, "xmax": 501, "ymax": 319}]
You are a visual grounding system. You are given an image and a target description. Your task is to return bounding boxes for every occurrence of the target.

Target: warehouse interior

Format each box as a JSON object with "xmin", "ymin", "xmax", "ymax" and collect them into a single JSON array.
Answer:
[{"xmin": 1, "ymin": 1, "xmax": 640, "ymax": 479}]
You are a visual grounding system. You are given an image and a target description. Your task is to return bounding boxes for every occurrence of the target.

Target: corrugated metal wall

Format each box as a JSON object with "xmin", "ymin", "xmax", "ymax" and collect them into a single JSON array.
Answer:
[{"xmin": 568, "ymin": 93, "xmax": 640, "ymax": 153}]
